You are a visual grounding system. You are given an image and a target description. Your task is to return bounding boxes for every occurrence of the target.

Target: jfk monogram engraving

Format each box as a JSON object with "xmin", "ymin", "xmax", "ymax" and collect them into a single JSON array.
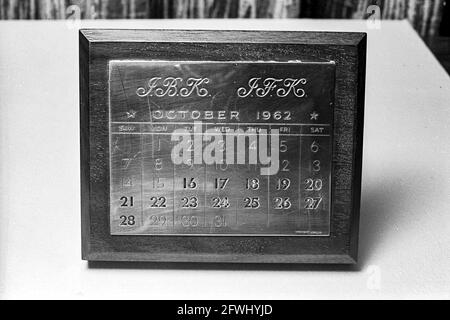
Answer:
[
  {"xmin": 136, "ymin": 77, "xmax": 210, "ymax": 98},
  {"xmin": 237, "ymin": 77, "xmax": 307, "ymax": 98}
]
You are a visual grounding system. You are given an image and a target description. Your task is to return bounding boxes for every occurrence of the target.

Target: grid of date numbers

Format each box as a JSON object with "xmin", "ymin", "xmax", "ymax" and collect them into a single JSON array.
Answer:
[{"xmin": 110, "ymin": 121, "xmax": 331, "ymax": 236}]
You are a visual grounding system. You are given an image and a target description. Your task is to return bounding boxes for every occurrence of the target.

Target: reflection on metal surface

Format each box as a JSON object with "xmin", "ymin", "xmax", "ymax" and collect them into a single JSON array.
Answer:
[{"xmin": 109, "ymin": 60, "xmax": 335, "ymax": 236}]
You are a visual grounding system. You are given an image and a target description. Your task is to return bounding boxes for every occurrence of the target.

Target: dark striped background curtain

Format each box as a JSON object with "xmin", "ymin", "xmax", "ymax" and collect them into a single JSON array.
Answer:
[{"xmin": 0, "ymin": 0, "xmax": 445, "ymax": 38}]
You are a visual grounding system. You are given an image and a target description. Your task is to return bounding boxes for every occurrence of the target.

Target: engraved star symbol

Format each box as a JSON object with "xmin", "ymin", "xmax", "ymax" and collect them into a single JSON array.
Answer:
[
  {"xmin": 310, "ymin": 112, "xmax": 320, "ymax": 121},
  {"xmin": 126, "ymin": 110, "xmax": 137, "ymax": 119}
]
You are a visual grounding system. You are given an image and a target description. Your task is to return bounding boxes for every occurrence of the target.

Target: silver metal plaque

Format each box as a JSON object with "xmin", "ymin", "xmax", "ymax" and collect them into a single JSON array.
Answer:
[{"xmin": 109, "ymin": 60, "xmax": 335, "ymax": 236}]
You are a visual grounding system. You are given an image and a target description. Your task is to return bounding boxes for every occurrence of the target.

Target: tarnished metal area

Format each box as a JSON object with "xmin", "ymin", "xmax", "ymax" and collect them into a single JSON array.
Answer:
[{"xmin": 109, "ymin": 61, "xmax": 335, "ymax": 236}]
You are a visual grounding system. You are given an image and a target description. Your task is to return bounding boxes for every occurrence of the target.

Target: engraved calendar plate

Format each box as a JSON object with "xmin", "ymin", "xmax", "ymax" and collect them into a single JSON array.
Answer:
[
  {"xmin": 109, "ymin": 61, "xmax": 335, "ymax": 236},
  {"xmin": 80, "ymin": 29, "xmax": 366, "ymax": 264}
]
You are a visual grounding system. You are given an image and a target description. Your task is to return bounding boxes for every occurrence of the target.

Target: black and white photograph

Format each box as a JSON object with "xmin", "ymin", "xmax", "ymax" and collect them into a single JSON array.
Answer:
[{"xmin": 0, "ymin": 0, "xmax": 449, "ymax": 302}]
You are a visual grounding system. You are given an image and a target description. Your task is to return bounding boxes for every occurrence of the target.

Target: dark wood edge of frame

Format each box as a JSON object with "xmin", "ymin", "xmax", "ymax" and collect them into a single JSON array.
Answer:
[
  {"xmin": 80, "ymin": 28, "xmax": 366, "ymax": 45},
  {"xmin": 79, "ymin": 29, "xmax": 367, "ymax": 265},
  {"xmin": 84, "ymin": 252, "xmax": 357, "ymax": 264},
  {"xmin": 349, "ymin": 34, "xmax": 367, "ymax": 262},
  {"xmin": 80, "ymin": 32, "xmax": 91, "ymax": 260}
]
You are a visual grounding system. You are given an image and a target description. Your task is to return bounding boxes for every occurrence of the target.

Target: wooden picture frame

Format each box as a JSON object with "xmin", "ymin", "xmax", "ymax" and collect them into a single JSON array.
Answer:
[{"xmin": 80, "ymin": 29, "xmax": 366, "ymax": 264}]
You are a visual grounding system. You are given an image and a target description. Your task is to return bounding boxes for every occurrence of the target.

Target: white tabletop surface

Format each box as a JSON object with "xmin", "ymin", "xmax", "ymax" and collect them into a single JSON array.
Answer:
[{"xmin": 0, "ymin": 19, "xmax": 449, "ymax": 300}]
